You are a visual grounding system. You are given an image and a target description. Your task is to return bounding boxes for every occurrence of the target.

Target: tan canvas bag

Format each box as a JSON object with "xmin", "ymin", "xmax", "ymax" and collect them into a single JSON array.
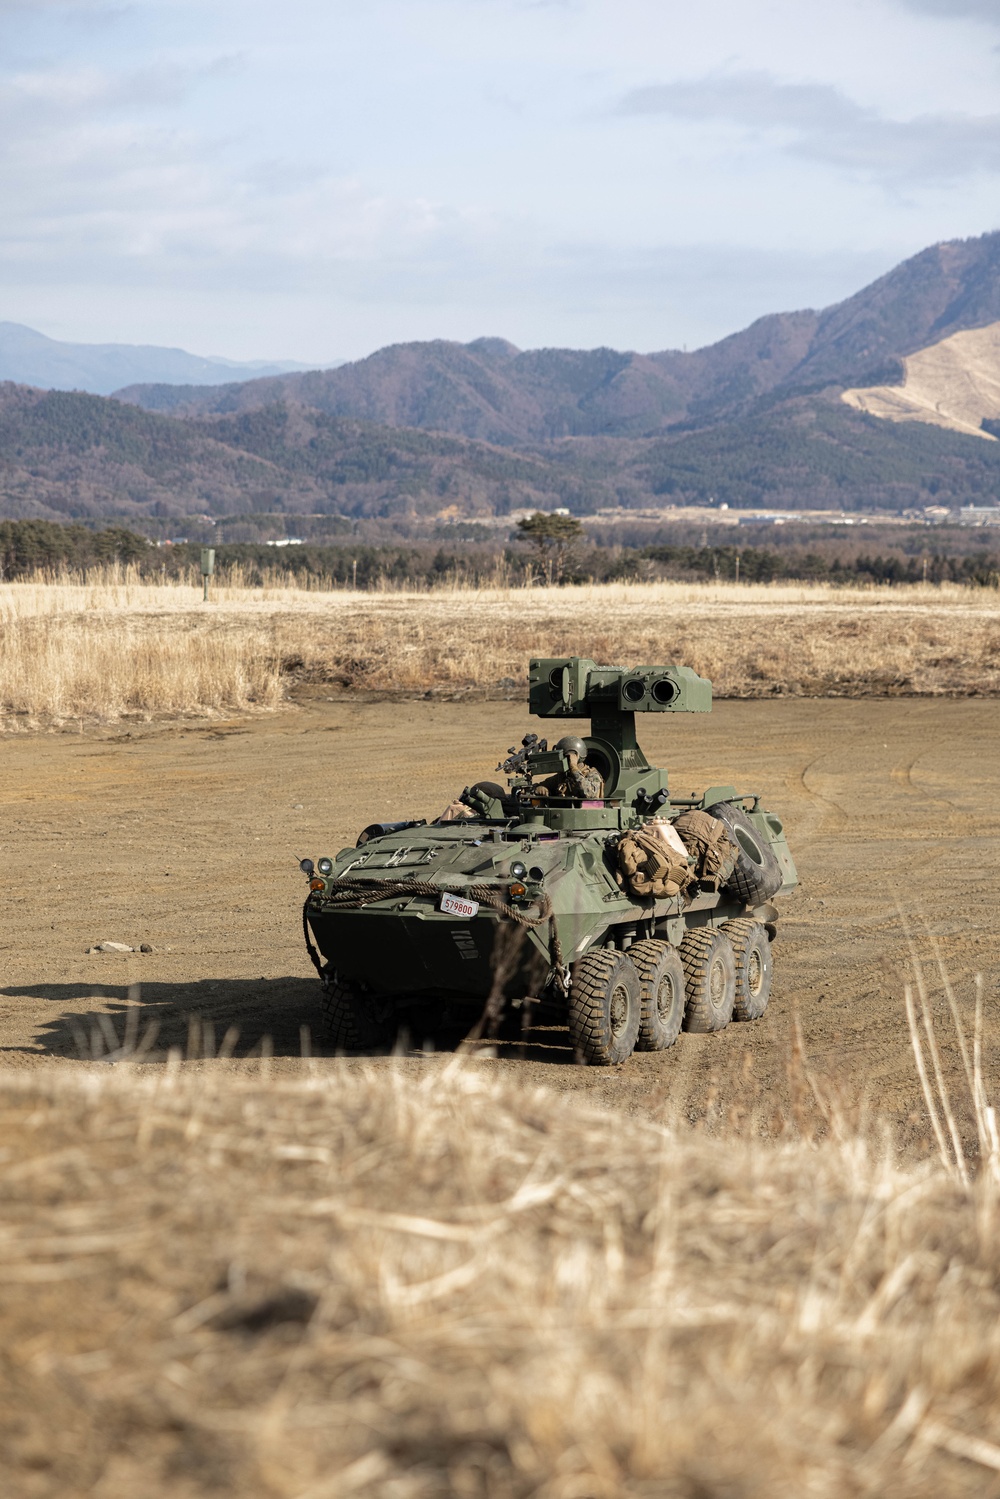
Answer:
[
  {"xmin": 671, "ymin": 809, "xmax": 737, "ymax": 888},
  {"xmin": 616, "ymin": 826, "xmax": 693, "ymax": 899}
]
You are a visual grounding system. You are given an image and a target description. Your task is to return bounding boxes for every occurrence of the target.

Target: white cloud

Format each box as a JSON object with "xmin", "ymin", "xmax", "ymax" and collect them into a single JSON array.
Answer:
[
  {"xmin": 0, "ymin": 1, "xmax": 131, "ymax": 23},
  {"xmin": 1, "ymin": 0, "xmax": 998, "ymax": 359},
  {"xmin": 895, "ymin": 0, "xmax": 1000, "ymax": 21},
  {"xmin": 617, "ymin": 72, "xmax": 1000, "ymax": 187},
  {"xmin": 620, "ymin": 74, "xmax": 864, "ymax": 132},
  {"xmin": 2, "ymin": 62, "xmax": 190, "ymax": 114}
]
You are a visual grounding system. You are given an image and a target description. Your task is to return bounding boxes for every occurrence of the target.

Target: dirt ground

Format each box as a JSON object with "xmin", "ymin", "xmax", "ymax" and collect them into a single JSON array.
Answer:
[{"xmin": 2, "ymin": 693, "xmax": 998, "ymax": 1147}]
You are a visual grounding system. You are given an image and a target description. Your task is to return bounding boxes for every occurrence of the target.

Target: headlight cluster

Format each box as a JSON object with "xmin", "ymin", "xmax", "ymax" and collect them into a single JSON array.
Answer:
[{"xmin": 301, "ymin": 855, "xmax": 333, "ymax": 893}]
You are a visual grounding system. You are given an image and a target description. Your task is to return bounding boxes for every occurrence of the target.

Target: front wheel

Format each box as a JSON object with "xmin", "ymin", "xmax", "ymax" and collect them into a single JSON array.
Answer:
[
  {"xmin": 630, "ymin": 939, "xmax": 686, "ymax": 1052},
  {"xmin": 320, "ymin": 971, "xmax": 389, "ymax": 1051},
  {"xmin": 568, "ymin": 948, "xmax": 641, "ymax": 1065},
  {"xmin": 680, "ymin": 928, "xmax": 736, "ymax": 1033},
  {"xmin": 721, "ymin": 919, "xmax": 773, "ymax": 1020}
]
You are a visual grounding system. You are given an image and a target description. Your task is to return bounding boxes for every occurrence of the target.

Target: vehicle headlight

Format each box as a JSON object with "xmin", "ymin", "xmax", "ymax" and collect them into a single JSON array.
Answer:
[{"xmin": 317, "ymin": 857, "xmax": 333, "ymax": 875}]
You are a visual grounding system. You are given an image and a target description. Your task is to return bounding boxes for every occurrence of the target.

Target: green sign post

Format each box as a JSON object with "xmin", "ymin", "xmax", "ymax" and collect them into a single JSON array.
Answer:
[{"xmin": 200, "ymin": 547, "xmax": 215, "ymax": 602}]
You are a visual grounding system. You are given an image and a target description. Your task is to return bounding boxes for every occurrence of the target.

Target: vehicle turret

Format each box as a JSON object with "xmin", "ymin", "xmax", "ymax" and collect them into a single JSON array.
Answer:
[{"xmin": 524, "ymin": 656, "xmax": 712, "ymax": 811}]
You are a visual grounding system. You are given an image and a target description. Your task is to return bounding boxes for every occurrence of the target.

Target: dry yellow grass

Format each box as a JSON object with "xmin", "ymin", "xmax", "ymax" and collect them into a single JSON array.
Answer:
[
  {"xmin": 4, "ymin": 1025, "xmax": 1000, "ymax": 1499},
  {"xmin": 2, "ymin": 568, "xmax": 999, "ymax": 725}
]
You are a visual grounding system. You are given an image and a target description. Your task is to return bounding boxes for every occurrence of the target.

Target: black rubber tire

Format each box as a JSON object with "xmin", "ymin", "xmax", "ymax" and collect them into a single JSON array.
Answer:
[
  {"xmin": 568, "ymin": 948, "xmax": 641, "ymax": 1065},
  {"xmin": 320, "ymin": 972, "xmax": 387, "ymax": 1051},
  {"xmin": 721, "ymin": 918, "xmax": 773, "ymax": 1021},
  {"xmin": 630, "ymin": 939, "xmax": 686, "ymax": 1052},
  {"xmin": 706, "ymin": 802, "xmax": 783, "ymax": 905},
  {"xmin": 680, "ymin": 928, "xmax": 737, "ymax": 1033}
]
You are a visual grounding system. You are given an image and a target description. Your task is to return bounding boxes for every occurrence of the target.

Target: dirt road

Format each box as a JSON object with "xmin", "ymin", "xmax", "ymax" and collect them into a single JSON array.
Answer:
[{"xmin": 2, "ymin": 694, "xmax": 998, "ymax": 1144}]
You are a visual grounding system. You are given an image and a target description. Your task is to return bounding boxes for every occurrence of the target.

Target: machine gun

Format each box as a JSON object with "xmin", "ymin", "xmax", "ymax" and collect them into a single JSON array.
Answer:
[{"xmin": 497, "ymin": 732, "xmax": 568, "ymax": 786}]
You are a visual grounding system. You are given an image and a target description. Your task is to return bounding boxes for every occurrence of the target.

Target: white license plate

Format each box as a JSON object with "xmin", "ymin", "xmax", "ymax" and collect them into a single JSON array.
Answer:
[{"xmin": 439, "ymin": 891, "xmax": 480, "ymax": 919}]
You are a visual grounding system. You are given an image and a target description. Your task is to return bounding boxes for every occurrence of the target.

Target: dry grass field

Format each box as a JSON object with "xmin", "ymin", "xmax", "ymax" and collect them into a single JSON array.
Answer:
[
  {"xmin": 4, "ymin": 1047, "xmax": 1000, "ymax": 1499},
  {"xmin": 2, "ymin": 568, "xmax": 1000, "ymax": 725}
]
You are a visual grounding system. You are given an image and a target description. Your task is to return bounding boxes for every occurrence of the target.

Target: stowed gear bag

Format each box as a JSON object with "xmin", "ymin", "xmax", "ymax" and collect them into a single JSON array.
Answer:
[
  {"xmin": 615, "ymin": 826, "xmax": 693, "ymax": 900},
  {"xmin": 671, "ymin": 809, "xmax": 737, "ymax": 889},
  {"xmin": 616, "ymin": 809, "xmax": 739, "ymax": 901}
]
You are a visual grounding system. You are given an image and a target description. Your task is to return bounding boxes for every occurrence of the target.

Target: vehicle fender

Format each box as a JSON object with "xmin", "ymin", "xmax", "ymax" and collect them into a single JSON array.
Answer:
[{"xmin": 746, "ymin": 809, "xmax": 799, "ymax": 891}]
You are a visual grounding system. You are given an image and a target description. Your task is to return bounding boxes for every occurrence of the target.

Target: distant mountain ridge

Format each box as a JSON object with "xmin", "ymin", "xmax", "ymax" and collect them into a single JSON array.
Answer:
[
  {"xmin": 115, "ymin": 232, "xmax": 1000, "ymax": 442},
  {"xmin": 0, "ymin": 323, "xmax": 322, "ymax": 397},
  {"xmin": 4, "ymin": 231, "xmax": 1000, "ymax": 525},
  {"xmin": 4, "ymin": 371, "xmax": 1000, "ymax": 526}
]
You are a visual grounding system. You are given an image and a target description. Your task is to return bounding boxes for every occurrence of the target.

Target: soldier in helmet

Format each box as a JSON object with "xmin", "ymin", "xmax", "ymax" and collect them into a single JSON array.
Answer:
[{"xmin": 536, "ymin": 736, "xmax": 604, "ymax": 802}]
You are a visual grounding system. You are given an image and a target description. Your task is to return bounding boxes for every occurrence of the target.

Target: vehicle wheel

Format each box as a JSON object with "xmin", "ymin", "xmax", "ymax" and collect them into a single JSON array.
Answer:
[
  {"xmin": 721, "ymin": 919, "xmax": 773, "ymax": 1021},
  {"xmin": 568, "ymin": 948, "xmax": 641, "ymax": 1065},
  {"xmin": 680, "ymin": 928, "xmax": 736, "ymax": 1033},
  {"xmin": 630, "ymin": 939, "xmax": 686, "ymax": 1052},
  {"xmin": 320, "ymin": 971, "xmax": 387, "ymax": 1051},
  {"xmin": 706, "ymin": 802, "xmax": 783, "ymax": 905}
]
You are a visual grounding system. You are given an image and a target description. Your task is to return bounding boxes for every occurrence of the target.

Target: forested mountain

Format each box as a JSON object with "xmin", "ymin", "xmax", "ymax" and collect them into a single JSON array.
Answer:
[
  {"xmin": 0, "ymin": 383, "xmax": 612, "ymax": 521},
  {"xmin": 629, "ymin": 394, "xmax": 1000, "ymax": 510},
  {"xmin": 3, "ymin": 378, "xmax": 1000, "ymax": 523},
  {"xmin": 117, "ymin": 233, "xmax": 1000, "ymax": 441}
]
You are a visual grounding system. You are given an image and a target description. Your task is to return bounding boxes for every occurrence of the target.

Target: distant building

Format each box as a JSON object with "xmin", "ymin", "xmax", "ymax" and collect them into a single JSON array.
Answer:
[
  {"xmin": 958, "ymin": 506, "xmax": 1000, "ymax": 525},
  {"xmin": 738, "ymin": 513, "xmax": 801, "ymax": 525}
]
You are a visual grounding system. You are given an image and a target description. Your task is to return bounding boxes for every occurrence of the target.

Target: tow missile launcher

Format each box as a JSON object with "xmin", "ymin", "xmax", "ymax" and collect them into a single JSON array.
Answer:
[{"xmin": 300, "ymin": 658, "xmax": 798, "ymax": 1064}]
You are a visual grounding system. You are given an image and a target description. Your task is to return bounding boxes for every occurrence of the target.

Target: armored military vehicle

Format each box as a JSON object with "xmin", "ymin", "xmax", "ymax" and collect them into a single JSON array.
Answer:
[{"xmin": 300, "ymin": 658, "xmax": 798, "ymax": 1064}]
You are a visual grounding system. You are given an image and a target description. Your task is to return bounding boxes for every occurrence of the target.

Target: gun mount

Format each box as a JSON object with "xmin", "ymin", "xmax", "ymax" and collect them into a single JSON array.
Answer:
[{"xmin": 528, "ymin": 657, "xmax": 712, "ymax": 807}]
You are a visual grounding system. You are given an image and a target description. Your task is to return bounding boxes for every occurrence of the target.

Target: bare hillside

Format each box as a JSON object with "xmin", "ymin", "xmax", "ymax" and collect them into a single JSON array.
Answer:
[{"xmin": 843, "ymin": 321, "xmax": 1000, "ymax": 440}]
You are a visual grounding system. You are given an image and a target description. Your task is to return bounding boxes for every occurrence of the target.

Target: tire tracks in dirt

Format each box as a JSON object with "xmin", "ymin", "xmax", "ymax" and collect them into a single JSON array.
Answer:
[{"xmin": 1, "ymin": 697, "xmax": 998, "ymax": 1150}]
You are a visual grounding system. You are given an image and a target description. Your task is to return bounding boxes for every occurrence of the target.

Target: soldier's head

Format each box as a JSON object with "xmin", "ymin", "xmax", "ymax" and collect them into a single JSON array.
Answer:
[{"xmin": 554, "ymin": 735, "xmax": 588, "ymax": 760}]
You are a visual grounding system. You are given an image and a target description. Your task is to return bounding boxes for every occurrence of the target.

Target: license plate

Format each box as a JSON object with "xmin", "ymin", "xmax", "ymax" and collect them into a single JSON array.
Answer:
[{"xmin": 439, "ymin": 891, "xmax": 479, "ymax": 919}]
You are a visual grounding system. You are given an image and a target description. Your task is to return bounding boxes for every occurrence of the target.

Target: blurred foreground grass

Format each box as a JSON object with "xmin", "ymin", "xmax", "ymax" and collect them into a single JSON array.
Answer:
[{"xmin": 3, "ymin": 1047, "xmax": 1000, "ymax": 1498}]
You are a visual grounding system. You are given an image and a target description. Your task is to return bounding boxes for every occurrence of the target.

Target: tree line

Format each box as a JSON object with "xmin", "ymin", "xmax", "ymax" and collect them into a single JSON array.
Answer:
[
  {"xmin": 637, "ymin": 544, "xmax": 1000, "ymax": 588},
  {"xmin": 0, "ymin": 520, "xmax": 153, "ymax": 578},
  {"xmin": 1, "ymin": 517, "xmax": 998, "ymax": 588}
]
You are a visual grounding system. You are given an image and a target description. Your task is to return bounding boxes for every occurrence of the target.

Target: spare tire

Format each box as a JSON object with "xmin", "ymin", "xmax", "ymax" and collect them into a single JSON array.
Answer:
[{"xmin": 706, "ymin": 802, "xmax": 783, "ymax": 906}]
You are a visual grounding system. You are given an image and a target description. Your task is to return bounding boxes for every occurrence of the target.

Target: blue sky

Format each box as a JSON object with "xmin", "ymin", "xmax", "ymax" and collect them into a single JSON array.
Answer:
[{"xmin": 2, "ymin": 0, "xmax": 999, "ymax": 362}]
